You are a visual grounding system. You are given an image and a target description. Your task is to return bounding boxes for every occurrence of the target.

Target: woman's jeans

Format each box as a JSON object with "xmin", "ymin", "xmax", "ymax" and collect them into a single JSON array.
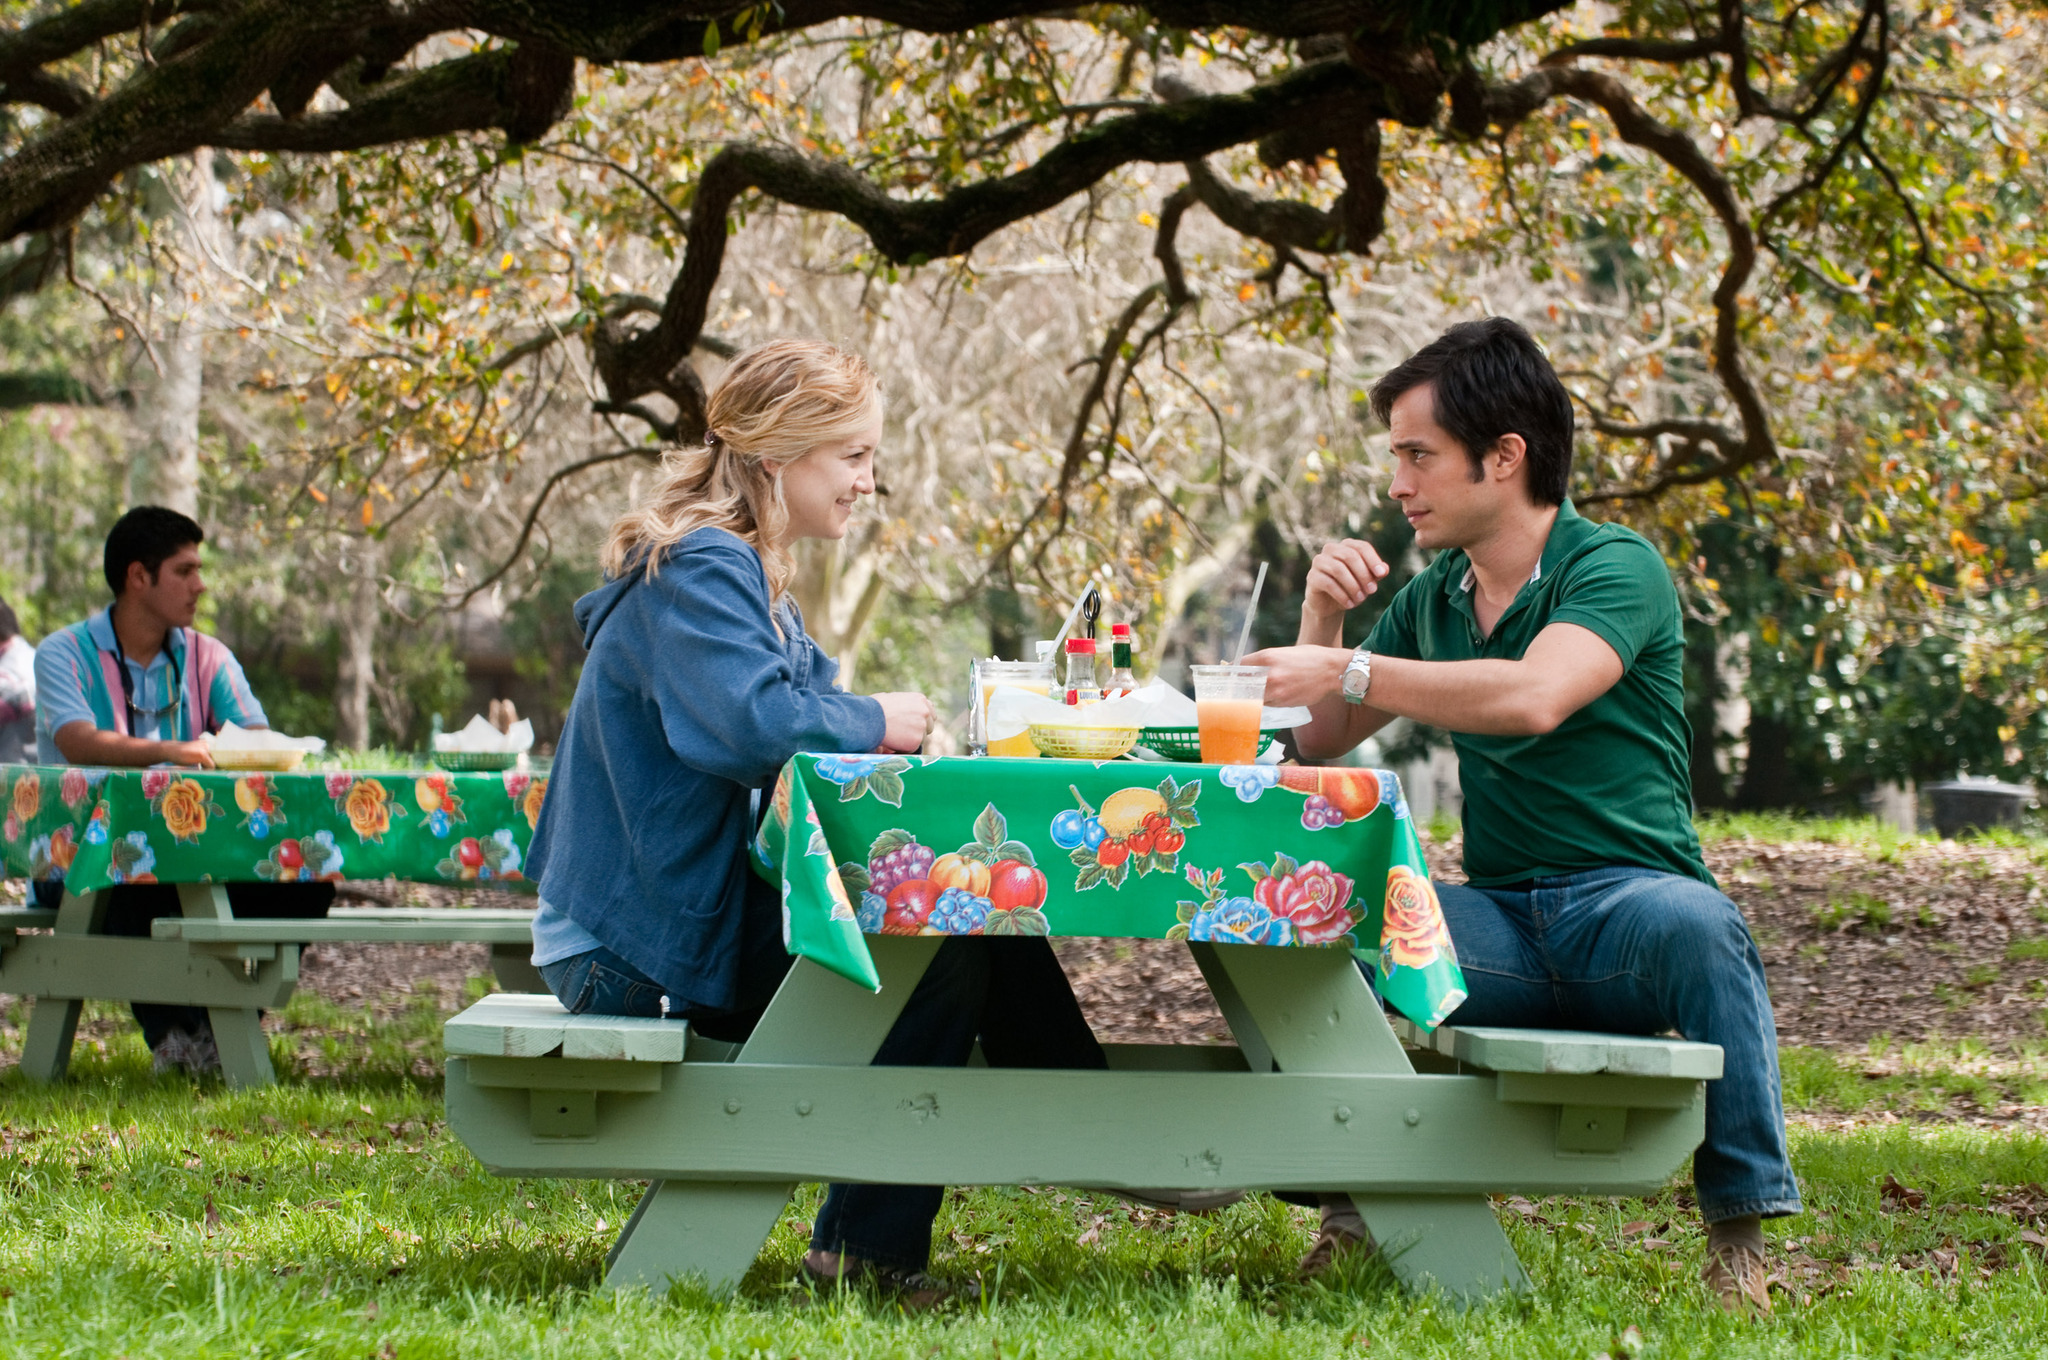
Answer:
[
  {"xmin": 539, "ymin": 935, "xmax": 1107, "ymax": 1271},
  {"xmin": 1433, "ymin": 865, "xmax": 1801, "ymax": 1223}
]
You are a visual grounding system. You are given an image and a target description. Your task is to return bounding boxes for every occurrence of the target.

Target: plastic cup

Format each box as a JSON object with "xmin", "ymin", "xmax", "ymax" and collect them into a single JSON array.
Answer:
[
  {"xmin": 979, "ymin": 661, "xmax": 1056, "ymax": 758},
  {"xmin": 1191, "ymin": 664, "xmax": 1267, "ymax": 764}
]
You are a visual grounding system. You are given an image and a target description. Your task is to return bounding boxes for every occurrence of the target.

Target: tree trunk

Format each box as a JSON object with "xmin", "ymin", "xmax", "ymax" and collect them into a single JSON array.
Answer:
[
  {"xmin": 791, "ymin": 537, "xmax": 887, "ymax": 689},
  {"xmin": 333, "ymin": 546, "xmax": 381, "ymax": 749},
  {"xmin": 127, "ymin": 154, "xmax": 216, "ymax": 516}
]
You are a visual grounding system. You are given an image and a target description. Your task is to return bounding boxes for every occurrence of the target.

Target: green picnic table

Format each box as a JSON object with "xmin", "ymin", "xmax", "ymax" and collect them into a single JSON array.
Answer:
[
  {"xmin": 1, "ymin": 763, "xmax": 546, "ymax": 1088},
  {"xmin": 443, "ymin": 753, "xmax": 1718, "ymax": 1302}
]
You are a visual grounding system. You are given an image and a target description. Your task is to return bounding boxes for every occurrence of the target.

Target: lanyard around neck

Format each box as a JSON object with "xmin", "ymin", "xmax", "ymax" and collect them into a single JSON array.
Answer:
[{"xmin": 103, "ymin": 611, "xmax": 183, "ymax": 738}]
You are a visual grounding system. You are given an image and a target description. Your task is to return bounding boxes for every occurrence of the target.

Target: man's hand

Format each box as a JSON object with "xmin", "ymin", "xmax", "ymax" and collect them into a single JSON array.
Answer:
[
  {"xmin": 1240, "ymin": 645, "xmax": 1352, "ymax": 709},
  {"xmin": 1303, "ymin": 539, "xmax": 1392, "ymax": 626}
]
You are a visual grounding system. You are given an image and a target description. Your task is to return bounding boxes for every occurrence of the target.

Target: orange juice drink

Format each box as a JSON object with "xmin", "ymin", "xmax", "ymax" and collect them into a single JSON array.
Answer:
[
  {"xmin": 1190, "ymin": 664, "xmax": 1269, "ymax": 765},
  {"xmin": 1195, "ymin": 698, "xmax": 1264, "ymax": 764},
  {"xmin": 978, "ymin": 661, "xmax": 1056, "ymax": 757}
]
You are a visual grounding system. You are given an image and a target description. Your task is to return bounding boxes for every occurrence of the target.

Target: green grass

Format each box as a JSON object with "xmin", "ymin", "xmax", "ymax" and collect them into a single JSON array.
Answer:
[
  {"xmin": 4, "ymin": 1032, "xmax": 2048, "ymax": 1357},
  {"xmin": 1693, "ymin": 811, "xmax": 2048, "ymax": 860}
]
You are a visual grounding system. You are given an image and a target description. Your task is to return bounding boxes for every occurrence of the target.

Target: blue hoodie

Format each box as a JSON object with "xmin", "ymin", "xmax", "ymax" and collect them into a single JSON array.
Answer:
[{"xmin": 525, "ymin": 527, "xmax": 885, "ymax": 1011}]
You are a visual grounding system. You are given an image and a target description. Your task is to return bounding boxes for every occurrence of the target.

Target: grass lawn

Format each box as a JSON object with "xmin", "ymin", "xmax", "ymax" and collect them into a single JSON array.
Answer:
[{"xmin": 3, "ymin": 993, "xmax": 2048, "ymax": 1358}]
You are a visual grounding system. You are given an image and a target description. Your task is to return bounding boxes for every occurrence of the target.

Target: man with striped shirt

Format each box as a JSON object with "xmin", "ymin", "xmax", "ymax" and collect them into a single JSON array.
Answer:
[{"xmin": 34, "ymin": 506, "xmax": 331, "ymax": 1074}]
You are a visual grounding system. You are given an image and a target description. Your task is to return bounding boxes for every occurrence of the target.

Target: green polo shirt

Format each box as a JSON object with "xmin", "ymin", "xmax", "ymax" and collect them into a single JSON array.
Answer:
[{"xmin": 1366, "ymin": 501, "xmax": 1710, "ymax": 887}]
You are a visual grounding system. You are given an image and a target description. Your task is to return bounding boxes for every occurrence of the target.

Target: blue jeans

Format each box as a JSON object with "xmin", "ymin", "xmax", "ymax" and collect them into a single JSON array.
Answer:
[
  {"xmin": 1435, "ymin": 866, "xmax": 1801, "ymax": 1223},
  {"xmin": 540, "ymin": 935, "xmax": 1106, "ymax": 1271}
]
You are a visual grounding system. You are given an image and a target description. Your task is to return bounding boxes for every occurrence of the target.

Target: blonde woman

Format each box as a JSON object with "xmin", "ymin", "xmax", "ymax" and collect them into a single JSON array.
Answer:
[{"xmin": 526, "ymin": 340, "xmax": 1106, "ymax": 1304}]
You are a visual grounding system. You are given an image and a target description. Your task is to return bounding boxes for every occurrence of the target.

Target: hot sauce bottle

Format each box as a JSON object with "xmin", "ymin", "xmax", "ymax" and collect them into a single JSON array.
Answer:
[{"xmin": 1106, "ymin": 623, "xmax": 1137, "ymax": 698}]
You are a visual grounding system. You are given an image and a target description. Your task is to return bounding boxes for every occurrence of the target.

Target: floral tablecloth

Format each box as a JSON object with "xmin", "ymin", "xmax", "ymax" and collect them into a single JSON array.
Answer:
[
  {"xmin": 754, "ymin": 754, "xmax": 1467, "ymax": 1030},
  {"xmin": 0, "ymin": 764, "xmax": 546, "ymax": 892}
]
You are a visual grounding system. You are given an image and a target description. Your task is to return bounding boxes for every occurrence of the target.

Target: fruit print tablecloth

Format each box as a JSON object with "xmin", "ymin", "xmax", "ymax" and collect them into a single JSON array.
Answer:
[
  {"xmin": 753, "ymin": 753, "xmax": 1468, "ymax": 1031},
  {"xmin": 0, "ymin": 764, "xmax": 545, "ymax": 892}
]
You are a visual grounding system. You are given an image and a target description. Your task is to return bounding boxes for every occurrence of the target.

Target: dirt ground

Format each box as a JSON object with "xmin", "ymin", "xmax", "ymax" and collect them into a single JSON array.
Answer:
[{"xmin": 6, "ymin": 832, "xmax": 2045, "ymax": 1069}]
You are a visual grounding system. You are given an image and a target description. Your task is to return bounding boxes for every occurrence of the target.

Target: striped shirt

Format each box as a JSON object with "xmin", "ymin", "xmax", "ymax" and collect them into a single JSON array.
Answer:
[{"xmin": 33, "ymin": 606, "xmax": 265, "ymax": 762}]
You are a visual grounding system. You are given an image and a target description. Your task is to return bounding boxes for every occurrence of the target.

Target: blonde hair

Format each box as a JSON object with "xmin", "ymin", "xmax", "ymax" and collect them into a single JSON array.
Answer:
[{"xmin": 602, "ymin": 339, "xmax": 881, "ymax": 606}]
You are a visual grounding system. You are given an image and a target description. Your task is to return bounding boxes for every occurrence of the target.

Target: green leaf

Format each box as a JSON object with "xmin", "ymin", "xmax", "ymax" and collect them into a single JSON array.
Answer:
[
  {"xmin": 1074, "ymin": 862, "xmax": 1108, "ymax": 892},
  {"xmin": 994, "ymin": 839, "xmax": 1035, "ymax": 866},
  {"xmin": 1271, "ymin": 853, "xmax": 1299, "ymax": 880},
  {"xmin": 1239, "ymin": 860, "xmax": 1269, "ymax": 883},
  {"xmin": 806, "ymin": 829, "xmax": 830, "ymax": 860},
  {"xmin": 435, "ymin": 857, "xmax": 459, "ymax": 877},
  {"xmin": 255, "ymin": 861, "xmax": 279, "ymax": 881},
  {"xmin": 869, "ymin": 771, "xmax": 906, "ymax": 807},
  {"xmin": 1176, "ymin": 900, "xmax": 1199, "ymax": 924},
  {"xmin": 973, "ymin": 803, "xmax": 1006, "ymax": 849},
  {"xmin": 869, "ymin": 829, "xmax": 916, "ymax": 861},
  {"xmin": 840, "ymin": 777, "xmax": 869, "ymax": 802},
  {"xmin": 1069, "ymin": 844, "xmax": 1097, "ymax": 869},
  {"xmin": 1011, "ymin": 907, "xmax": 1050, "ymax": 936},
  {"xmin": 702, "ymin": 21, "xmax": 721, "ymax": 57},
  {"xmin": 960, "ymin": 844, "xmax": 998, "ymax": 866},
  {"xmin": 835, "ymin": 862, "xmax": 871, "ymax": 894},
  {"xmin": 1165, "ymin": 924, "xmax": 1191, "ymax": 942},
  {"xmin": 1106, "ymin": 860, "xmax": 1128, "ymax": 889}
]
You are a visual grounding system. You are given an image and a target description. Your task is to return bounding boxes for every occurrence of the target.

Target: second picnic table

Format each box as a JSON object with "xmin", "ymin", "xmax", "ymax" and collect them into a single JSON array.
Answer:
[
  {"xmin": 443, "ymin": 753, "xmax": 1719, "ymax": 1301},
  {"xmin": 0, "ymin": 762, "xmax": 546, "ymax": 1087}
]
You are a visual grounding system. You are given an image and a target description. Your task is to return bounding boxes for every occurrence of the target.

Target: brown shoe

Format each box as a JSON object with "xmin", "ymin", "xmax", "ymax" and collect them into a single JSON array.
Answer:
[
  {"xmin": 1702, "ymin": 1241, "xmax": 1773, "ymax": 1314},
  {"xmin": 1296, "ymin": 1223, "xmax": 1370, "ymax": 1280}
]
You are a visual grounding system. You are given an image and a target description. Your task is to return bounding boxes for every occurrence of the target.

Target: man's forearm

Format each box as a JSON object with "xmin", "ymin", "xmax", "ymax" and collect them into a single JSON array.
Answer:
[
  {"xmin": 1290, "ymin": 610, "xmax": 1374, "ymax": 757},
  {"xmin": 52, "ymin": 723, "xmax": 187, "ymax": 767},
  {"xmin": 1280, "ymin": 648, "xmax": 1570, "ymax": 740}
]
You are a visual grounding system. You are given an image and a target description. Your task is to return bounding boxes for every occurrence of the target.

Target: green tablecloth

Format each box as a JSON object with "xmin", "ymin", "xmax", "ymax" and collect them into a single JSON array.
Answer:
[
  {"xmin": 754, "ymin": 753, "xmax": 1468, "ymax": 1030},
  {"xmin": 0, "ymin": 764, "xmax": 544, "ymax": 892}
]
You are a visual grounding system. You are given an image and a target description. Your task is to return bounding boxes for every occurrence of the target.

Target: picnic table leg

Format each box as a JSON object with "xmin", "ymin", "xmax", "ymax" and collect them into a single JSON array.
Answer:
[
  {"xmin": 597, "ymin": 936, "xmax": 944, "ymax": 1293},
  {"xmin": 1195, "ymin": 944, "xmax": 1530, "ymax": 1303},
  {"xmin": 181, "ymin": 883, "xmax": 280, "ymax": 1089},
  {"xmin": 17, "ymin": 889, "xmax": 108, "ymax": 1083}
]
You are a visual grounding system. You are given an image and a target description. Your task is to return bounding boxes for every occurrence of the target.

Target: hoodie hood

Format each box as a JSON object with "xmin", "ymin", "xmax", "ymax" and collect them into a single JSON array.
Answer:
[{"xmin": 573, "ymin": 573, "xmax": 639, "ymax": 650}]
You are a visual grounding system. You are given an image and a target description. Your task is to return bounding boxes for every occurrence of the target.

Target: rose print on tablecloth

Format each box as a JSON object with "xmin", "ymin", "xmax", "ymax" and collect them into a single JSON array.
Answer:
[
  {"xmin": 333, "ymin": 776, "xmax": 406, "ymax": 843},
  {"xmin": 1246, "ymin": 854, "xmax": 1359, "ymax": 945},
  {"xmin": 59, "ymin": 767, "xmax": 98, "ymax": 810},
  {"xmin": 1168, "ymin": 864, "xmax": 1294, "ymax": 945},
  {"xmin": 8, "ymin": 768, "xmax": 41, "ymax": 839},
  {"xmin": 1380, "ymin": 864, "xmax": 1454, "ymax": 971},
  {"xmin": 521, "ymin": 777, "xmax": 547, "ymax": 830},
  {"xmin": 150, "ymin": 776, "xmax": 222, "ymax": 844}
]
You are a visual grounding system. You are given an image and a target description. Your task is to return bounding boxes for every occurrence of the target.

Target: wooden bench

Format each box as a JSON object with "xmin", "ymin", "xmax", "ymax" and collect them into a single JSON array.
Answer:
[
  {"xmin": 3, "ymin": 885, "xmax": 540, "ymax": 1088},
  {"xmin": 444, "ymin": 937, "xmax": 1720, "ymax": 1302}
]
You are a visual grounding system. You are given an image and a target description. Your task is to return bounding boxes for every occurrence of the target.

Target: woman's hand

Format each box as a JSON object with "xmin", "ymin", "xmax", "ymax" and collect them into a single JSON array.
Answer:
[{"xmin": 872, "ymin": 691, "xmax": 937, "ymax": 753}]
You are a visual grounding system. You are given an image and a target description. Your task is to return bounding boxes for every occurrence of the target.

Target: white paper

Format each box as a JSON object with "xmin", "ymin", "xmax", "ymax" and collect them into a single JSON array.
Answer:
[
  {"xmin": 204, "ymin": 721, "xmax": 326, "ymax": 753},
  {"xmin": 983, "ymin": 678, "xmax": 1308, "ymax": 741},
  {"xmin": 433, "ymin": 714, "xmax": 535, "ymax": 753}
]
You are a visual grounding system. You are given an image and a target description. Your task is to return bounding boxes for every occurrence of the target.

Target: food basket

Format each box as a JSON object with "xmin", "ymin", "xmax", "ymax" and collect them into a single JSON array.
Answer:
[
  {"xmin": 1026, "ymin": 723, "xmax": 1141, "ymax": 761},
  {"xmin": 1138, "ymin": 725, "xmax": 1288, "ymax": 762},
  {"xmin": 209, "ymin": 749, "xmax": 310, "ymax": 773},
  {"xmin": 431, "ymin": 750, "xmax": 522, "ymax": 772}
]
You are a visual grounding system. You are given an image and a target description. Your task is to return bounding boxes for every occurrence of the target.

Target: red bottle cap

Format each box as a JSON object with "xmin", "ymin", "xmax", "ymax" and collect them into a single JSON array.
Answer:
[
  {"xmin": 1065, "ymin": 637, "xmax": 1096, "ymax": 653},
  {"xmin": 1110, "ymin": 623, "xmax": 1132, "ymax": 639}
]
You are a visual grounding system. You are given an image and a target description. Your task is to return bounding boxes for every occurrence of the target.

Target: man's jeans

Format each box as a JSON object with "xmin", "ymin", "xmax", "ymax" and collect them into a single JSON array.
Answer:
[
  {"xmin": 1433, "ymin": 865, "xmax": 1801, "ymax": 1223},
  {"xmin": 540, "ymin": 935, "xmax": 1106, "ymax": 1271}
]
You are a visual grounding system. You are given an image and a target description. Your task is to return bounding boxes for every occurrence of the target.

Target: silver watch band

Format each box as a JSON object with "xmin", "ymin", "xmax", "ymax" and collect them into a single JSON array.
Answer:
[{"xmin": 1341, "ymin": 645, "xmax": 1372, "ymax": 704}]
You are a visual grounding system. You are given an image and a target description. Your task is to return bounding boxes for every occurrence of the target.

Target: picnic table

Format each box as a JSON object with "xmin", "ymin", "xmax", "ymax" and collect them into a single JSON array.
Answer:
[
  {"xmin": 1, "ymin": 763, "xmax": 545, "ymax": 1088},
  {"xmin": 444, "ymin": 753, "xmax": 1718, "ymax": 1302}
]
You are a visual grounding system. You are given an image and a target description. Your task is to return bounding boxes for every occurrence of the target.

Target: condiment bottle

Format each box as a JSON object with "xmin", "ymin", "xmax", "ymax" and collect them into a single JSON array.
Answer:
[
  {"xmin": 1106, "ymin": 623, "xmax": 1137, "ymax": 698},
  {"xmin": 1063, "ymin": 637, "xmax": 1100, "ymax": 706}
]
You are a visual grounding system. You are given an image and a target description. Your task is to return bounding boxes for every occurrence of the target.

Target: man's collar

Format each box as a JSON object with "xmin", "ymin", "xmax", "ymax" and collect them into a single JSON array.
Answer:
[
  {"xmin": 1441, "ymin": 499, "xmax": 1582, "ymax": 606},
  {"xmin": 90, "ymin": 605, "xmax": 182, "ymax": 665}
]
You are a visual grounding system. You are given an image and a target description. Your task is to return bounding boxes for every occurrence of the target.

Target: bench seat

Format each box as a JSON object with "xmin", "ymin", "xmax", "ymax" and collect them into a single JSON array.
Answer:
[
  {"xmin": 446, "ymin": 992, "xmax": 686, "ymax": 1062},
  {"xmin": 1392, "ymin": 1017, "xmax": 1722, "ymax": 1080},
  {"xmin": 0, "ymin": 906, "xmax": 57, "ymax": 930},
  {"xmin": 151, "ymin": 906, "xmax": 535, "ymax": 946}
]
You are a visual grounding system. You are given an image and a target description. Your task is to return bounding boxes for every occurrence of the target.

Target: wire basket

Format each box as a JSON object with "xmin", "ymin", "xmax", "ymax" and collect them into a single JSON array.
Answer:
[
  {"xmin": 1137, "ymin": 725, "xmax": 1287, "ymax": 763},
  {"xmin": 1026, "ymin": 724, "xmax": 1141, "ymax": 761},
  {"xmin": 430, "ymin": 750, "xmax": 522, "ymax": 772},
  {"xmin": 208, "ymin": 749, "xmax": 310, "ymax": 773}
]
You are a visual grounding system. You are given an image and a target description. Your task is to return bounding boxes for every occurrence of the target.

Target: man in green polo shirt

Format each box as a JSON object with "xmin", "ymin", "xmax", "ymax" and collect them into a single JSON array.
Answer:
[{"xmin": 1248, "ymin": 317, "xmax": 1798, "ymax": 1314}]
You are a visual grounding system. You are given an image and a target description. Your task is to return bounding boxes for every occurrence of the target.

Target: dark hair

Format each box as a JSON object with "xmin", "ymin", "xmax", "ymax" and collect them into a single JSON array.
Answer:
[
  {"xmin": 104, "ymin": 506, "xmax": 205, "ymax": 596},
  {"xmin": 0, "ymin": 596, "xmax": 17, "ymax": 641},
  {"xmin": 1368, "ymin": 317, "xmax": 1574, "ymax": 505}
]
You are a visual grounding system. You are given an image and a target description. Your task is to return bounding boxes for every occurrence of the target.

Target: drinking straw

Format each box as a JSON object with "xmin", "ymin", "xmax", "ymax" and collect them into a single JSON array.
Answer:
[
  {"xmin": 1047, "ymin": 583, "xmax": 1095, "ymax": 656},
  {"xmin": 1230, "ymin": 561, "xmax": 1269, "ymax": 664}
]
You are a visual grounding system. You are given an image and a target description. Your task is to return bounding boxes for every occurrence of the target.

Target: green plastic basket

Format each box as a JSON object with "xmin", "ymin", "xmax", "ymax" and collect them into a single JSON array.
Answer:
[
  {"xmin": 430, "ymin": 750, "xmax": 522, "ymax": 772},
  {"xmin": 1138, "ymin": 725, "xmax": 1287, "ymax": 762}
]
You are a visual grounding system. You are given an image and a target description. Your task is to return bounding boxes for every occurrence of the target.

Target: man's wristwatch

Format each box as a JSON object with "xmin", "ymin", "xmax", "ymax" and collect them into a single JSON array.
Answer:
[{"xmin": 1340, "ymin": 645, "xmax": 1373, "ymax": 705}]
